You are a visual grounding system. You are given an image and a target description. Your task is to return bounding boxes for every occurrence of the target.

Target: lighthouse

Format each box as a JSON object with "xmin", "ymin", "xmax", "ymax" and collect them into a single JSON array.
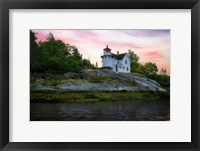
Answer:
[
  {"xmin": 101, "ymin": 45, "xmax": 113, "ymax": 70},
  {"xmin": 101, "ymin": 45, "xmax": 131, "ymax": 73}
]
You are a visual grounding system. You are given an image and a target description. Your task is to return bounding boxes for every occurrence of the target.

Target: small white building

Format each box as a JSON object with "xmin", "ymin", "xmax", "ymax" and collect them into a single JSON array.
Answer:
[{"xmin": 101, "ymin": 45, "xmax": 131, "ymax": 73}]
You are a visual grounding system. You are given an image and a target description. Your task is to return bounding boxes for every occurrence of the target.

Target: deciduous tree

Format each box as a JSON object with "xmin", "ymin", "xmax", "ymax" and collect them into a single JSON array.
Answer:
[
  {"xmin": 143, "ymin": 62, "xmax": 158, "ymax": 75},
  {"xmin": 128, "ymin": 50, "xmax": 139, "ymax": 73}
]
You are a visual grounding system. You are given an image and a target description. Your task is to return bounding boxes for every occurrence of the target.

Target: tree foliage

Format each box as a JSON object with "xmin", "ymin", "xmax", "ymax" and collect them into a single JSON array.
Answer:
[
  {"xmin": 147, "ymin": 74, "xmax": 170, "ymax": 88},
  {"xmin": 128, "ymin": 50, "xmax": 140, "ymax": 73},
  {"xmin": 82, "ymin": 59, "xmax": 95, "ymax": 69},
  {"xmin": 136, "ymin": 64, "xmax": 146, "ymax": 74},
  {"xmin": 143, "ymin": 62, "xmax": 158, "ymax": 75},
  {"xmin": 30, "ymin": 30, "xmax": 40, "ymax": 72},
  {"xmin": 30, "ymin": 30, "xmax": 94, "ymax": 74}
]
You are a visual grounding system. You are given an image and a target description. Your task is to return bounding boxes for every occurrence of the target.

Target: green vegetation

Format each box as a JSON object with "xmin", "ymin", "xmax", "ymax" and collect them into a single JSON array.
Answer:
[
  {"xmin": 147, "ymin": 74, "xmax": 170, "ymax": 88},
  {"xmin": 31, "ymin": 78, "xmax": 86, "ymax": 87},
  {"xmin": 88, "ymin": 77, "xmax": 103, "ymax": 83},
  {"xmin": 87, "ymin": 76, "xmax": 119, "ymax": 84},
  {"xmin": 30, "ymin": 92, "xmax": 169, "ymax": 103},
  {"xmin": 43, "ymin": 80, "xmax": 61, "ymax": 87},
  {"xmin": 128, "ymin": 50, "xmax": 170, "ymax": 89},
  {"xmin": 128, "ymin": 50, "xmax": 140, "ymax": 73},
  {"xmin": 128, "ymin": 50, "xmax": 158, "ymax": 75},
  {"xmin": 30, "ymin": 31, "xmax": 95, "ymax": 74}
]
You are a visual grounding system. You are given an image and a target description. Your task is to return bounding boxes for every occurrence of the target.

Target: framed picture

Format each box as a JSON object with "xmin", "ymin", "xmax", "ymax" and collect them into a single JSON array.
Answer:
[{"xmin": 0, "ymin": 0, "xmax": 200, "ymax": 150}]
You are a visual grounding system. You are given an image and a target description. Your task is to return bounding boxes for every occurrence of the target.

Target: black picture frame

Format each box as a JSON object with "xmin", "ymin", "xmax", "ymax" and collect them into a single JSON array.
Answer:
[{"xmin": 0, "ymin": 0, "xmax": 200, "ymax": 150}]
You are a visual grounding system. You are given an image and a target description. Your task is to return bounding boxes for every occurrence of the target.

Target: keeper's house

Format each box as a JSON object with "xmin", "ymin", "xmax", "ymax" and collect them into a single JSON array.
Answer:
[{"xmin": 101, "ymin": 45, "xmax": 131, "ymax": 73}]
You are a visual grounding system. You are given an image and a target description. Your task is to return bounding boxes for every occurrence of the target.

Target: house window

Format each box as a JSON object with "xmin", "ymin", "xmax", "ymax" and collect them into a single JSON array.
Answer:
[
  {"xmin": 127, "ymin": 67, "xmax": 128, "ymax": 71},
  {"xmin": 117, "ymin": 61, "xmax": 119, "ymax": 64},
  {"xmin": 125, "ymin": 60, "xmax": 127, "ymax": 64},
  {"xmin": 123, "ymin": 66, "xmax": 125, "ymax": 69}
]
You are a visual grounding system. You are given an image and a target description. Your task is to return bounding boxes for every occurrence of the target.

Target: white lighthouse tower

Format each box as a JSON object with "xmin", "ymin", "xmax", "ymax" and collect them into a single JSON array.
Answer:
[
  {"xmin": 101, "ymin": 45, "xmax": 131, "ymax": 73},
  {"xmin": 101, "ymin": 45, "xmax": 113, "ymax": 70}
]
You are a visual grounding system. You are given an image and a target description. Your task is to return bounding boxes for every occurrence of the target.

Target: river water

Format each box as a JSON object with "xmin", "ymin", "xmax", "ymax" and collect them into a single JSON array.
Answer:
[{"xmin": 30, "ymin": 99, "xmax": 170, "ymax": 121}]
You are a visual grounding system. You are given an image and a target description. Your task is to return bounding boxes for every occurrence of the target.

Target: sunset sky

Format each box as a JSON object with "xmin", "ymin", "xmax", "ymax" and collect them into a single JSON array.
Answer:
[{"xmin": 32, "ymin": 29, "xmax": 170, "ymax": 75}]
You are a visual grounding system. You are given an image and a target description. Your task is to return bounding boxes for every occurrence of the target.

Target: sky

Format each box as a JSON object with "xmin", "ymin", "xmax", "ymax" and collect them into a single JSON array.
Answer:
[{"xmin": 32, "ymin": 29, "xmax": 170, "ymax": 75}]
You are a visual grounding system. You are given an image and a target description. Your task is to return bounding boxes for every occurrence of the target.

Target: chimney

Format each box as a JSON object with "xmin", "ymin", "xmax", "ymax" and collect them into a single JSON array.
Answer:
[{"xmin": 117, "ymin": 51, "xmax": 119, "ymax": 55}]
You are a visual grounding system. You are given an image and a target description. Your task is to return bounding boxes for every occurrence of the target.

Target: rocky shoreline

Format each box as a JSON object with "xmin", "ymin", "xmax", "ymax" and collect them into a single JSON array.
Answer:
[{"xmin": 31, "ymin": 69, "xmax": 167, "ymax": 93}]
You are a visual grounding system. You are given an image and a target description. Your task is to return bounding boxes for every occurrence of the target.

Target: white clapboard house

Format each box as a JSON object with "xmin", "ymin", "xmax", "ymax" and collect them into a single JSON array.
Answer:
[{"xmin": 101, "ymin": 45, "xmax": 131, "ymax": 73}]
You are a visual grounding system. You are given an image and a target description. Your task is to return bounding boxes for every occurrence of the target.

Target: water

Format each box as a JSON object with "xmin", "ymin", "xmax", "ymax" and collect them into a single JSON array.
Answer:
[{"xmin": 30, "ymin": 99, "xmax": 170, "ymax": 121}]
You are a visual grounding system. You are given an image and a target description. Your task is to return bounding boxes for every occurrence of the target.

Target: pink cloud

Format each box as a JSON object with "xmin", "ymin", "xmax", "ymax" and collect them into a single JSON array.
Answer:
[
  {"xmin": 120, "ymin": 30, "xmax": 170, "ymax": 38},
  {"xmin": 142, "ymin": 51, "xmax": 163, "ymax": 60}
]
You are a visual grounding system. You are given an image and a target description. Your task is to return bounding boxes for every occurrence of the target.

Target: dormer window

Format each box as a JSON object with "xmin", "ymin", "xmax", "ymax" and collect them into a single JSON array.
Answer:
[{"xmin": 125, "ymin": 60, "xmax": 127, "ymax": 64}]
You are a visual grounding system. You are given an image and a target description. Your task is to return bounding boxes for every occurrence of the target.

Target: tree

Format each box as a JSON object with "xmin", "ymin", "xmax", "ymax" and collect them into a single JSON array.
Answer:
[
  {"xmin": 38, "ymin": 33, "xmax": 70, "ymax": 74},
  {"xmin": 47, "ymin": 32, "xmax": 55, "ymax": 41},
  {"xmin": 36, "ymin": 33, "xmax": 95, "ymax": 74},
  {"xmin": 47, "ymin": 56, "xmax": 67, "ymax": 74},
  {"xmin": 82, "ymin": 59, "xmax": 95, "ymax": 69},
  {"xmin": 148, "ymin": 73, "xmax": 170, "ymax": 88},
  {"xmin": 160, "ymin": 68, "xmax": 167, "ymax": 75},
  {"xmin": 136, "ymin": 64, "xmax": 145, "ymax": 74},
  {"xmin": 95, "ymin": 62, "xmax": 98, "ymax": 68},
  {"xmin": 128, "ymin": 50, "xmax": 140, "ymax": 73},
  {"xmin": 143, "ymin": 62, "xmax": 158, "ymax": 75},
  {"xmin": 66, "ymin": 45, "xmax": 84, "ymax": 72},
  {"xmin": 30, "ymin": 30, "xmax": 40, "ymax": 73}
]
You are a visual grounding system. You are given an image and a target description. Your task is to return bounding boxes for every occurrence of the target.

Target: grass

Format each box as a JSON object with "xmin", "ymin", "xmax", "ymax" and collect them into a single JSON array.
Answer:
[
  {"xmin": 87, "ymin": 76, "xmax": 117, "ymax": 83},
  {"xmin": 30, "ymin": 92, "xmax": 169, "ymax": 103},
  {"xmin": 88, "ymin": 77, "xmax": 103, "ymax": 83},
  {"xmin": 32, "ymin": 76, "xmax": 118, "ymax": 86},
  {"xmin": 44, "ymin": 80, "xmax": 60, "ymax": 86},
  {"xmin": 31, "ymin": 78, "xmax": 86, "ymax": 87},
  {"xmin": 87, "ymin": 76, "xmax": 136, "ymax": 86}
]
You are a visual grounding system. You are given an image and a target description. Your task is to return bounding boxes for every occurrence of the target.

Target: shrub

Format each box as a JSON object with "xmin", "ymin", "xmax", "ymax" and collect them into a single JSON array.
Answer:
[{"xmin": 88, "ymin": 77, "xmax": 103, "ymax": 83}]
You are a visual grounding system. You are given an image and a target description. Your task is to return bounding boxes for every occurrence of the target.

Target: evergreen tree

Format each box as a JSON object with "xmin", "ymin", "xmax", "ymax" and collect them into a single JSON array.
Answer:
[
  {"xmin": 95, "ymin": 62, "xmax": 98, "ymax": 68},
  {"xmin": 30, "ymin": 30, "xmax": 40, "ymax": 73}
]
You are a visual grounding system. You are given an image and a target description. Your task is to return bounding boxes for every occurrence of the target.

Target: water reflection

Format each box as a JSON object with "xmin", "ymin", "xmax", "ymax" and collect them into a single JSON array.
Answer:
[{"xmin": 30, "ymin": 99, "xmax": 170, "ymax": 121}]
